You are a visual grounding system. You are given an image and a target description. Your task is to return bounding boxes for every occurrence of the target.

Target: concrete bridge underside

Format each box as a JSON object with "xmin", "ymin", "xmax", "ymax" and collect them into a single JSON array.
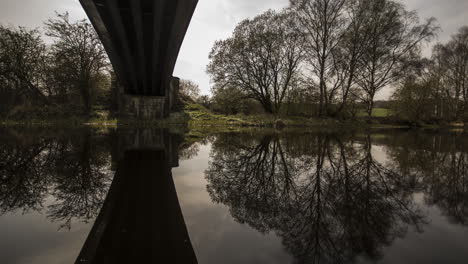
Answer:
[{"xmin": 80, "ymin": 0, "xmax": 198, "ymax": 118}]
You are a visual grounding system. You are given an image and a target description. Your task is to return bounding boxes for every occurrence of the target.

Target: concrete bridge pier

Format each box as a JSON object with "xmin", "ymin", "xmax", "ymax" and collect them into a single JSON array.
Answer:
[{"xmin": 118, "ymin": 76, "xmax": 180, "ymax": 120}]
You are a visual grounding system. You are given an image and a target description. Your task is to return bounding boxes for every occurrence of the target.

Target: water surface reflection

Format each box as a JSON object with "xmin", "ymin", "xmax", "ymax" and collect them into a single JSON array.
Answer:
[
  {"xmin": 0, "ymin": 128, "xmax": 114, "ymax": 263},
  {"xmin": 205, "ymin": 133, "xmax": 426, "ymax": 263},
  {"xmin": 1, "ymin": 128, "xmax": 468, "ymax": 263},
  {"xmin": 180, "ymin": 130, "xmax": 468, "ymax": 264}
]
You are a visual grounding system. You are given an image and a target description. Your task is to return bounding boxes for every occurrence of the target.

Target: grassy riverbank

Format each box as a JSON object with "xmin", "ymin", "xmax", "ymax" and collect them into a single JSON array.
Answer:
[
  {"xmin": 183, "ymin": 103, "xmax": 467, "ymax": 130},
  {"xmin": 0, "ymin": 109, "xmax": 118, "ymax": 127},
  {"xmin": 1, "ymin": 103, "xmax": 465, "ymax": 130},
  {"xmin": 183, "ymin": 103, "xmax": 364, "ymax": 128}
]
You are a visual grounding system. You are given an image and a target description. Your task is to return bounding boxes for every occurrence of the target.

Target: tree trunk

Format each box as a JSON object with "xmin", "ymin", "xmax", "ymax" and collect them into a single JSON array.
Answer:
[
  {"xmin": 367, "ymin": 93, "xmax": 375, "ymax": 117},
  {"xmin": 80, "ymin": 79, "xmax": 91, "ymax": 115},
  {"xmin": 318, "ymin": 75, "xmax": 326, "ymax": 117},
  {"xmin": 262, "ymin": 100, "xmax": 274, "ymax": 114}
]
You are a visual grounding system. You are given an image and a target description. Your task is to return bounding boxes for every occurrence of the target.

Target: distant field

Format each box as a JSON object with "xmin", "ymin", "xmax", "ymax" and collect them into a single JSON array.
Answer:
[{"xmin": 358, "ymin": 108, "xmax": 393, "ymax": 117}]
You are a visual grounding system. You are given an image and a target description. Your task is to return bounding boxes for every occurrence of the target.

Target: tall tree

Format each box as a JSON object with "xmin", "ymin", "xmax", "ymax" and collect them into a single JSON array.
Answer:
[
  {"xmin": 290, "ymin": 0, "xmax": 378, "ymax": 117},
  {"xmin": 290, "ymin": 0, "xmax": 348, "ymax": 117},
  {"xmin": 0, "ymin": 26, "xmax": 49, "ymax": 107},
  {"xmin": 45, "ymin": 12, "xmax": 108, "ymax": 115},
  {"xmin": 391, "ymin": 26, "xmax": 467, "ymax": 122},
  {"xmin": 355, "ymin": 0, "xmax": 438, "ymax": 116},
  {"xmin": 330, "ymin": 0, "xmax": 379, "ymax": 116},
  {"xmin": 438, "ymin": 27, "xmax": 468, "ymax": 119},
  {"xmin": 179, "ymin": 79, "xmax": 201, "ymax": 102},
  {"xmin": 207, "ymin": 10, "xmax": 304, "ymax": 114},
  {"xmin": 426, "ymin": 44, "xmax": 451, "ymax": 120}
]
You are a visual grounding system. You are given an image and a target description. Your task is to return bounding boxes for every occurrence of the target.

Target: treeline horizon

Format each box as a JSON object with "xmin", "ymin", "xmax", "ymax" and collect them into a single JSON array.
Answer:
[{"xmin": 204, "ymin": 0, "xmax": 467, "ymax": 123}]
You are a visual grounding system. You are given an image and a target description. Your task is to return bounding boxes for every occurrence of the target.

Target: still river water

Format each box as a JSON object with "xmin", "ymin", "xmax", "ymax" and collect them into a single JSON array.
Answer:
[{"xmin": 1, "ymin": 127, "xmax": 468, "ymax": 263}]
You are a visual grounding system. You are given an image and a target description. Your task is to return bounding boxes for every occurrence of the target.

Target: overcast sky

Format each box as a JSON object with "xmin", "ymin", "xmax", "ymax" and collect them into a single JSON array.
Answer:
[{"xmin": 0, "ymin": 0, "xmax": 467, "ymax": 99}]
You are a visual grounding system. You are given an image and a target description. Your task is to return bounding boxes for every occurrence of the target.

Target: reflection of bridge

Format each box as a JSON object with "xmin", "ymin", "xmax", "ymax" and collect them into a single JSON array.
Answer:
[
  {"xmin": 80, "ymin": 0, "xmax": 198, "ymax": 119},
  {"xmin": 76, "ymin": 129, "xmax": 197, "ymax": 263}
]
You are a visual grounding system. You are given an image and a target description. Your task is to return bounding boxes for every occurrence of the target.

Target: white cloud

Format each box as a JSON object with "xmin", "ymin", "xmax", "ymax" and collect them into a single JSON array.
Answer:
[{"xmin": 0, "ymin": 0, "xmax": 85, "ymax": 28}]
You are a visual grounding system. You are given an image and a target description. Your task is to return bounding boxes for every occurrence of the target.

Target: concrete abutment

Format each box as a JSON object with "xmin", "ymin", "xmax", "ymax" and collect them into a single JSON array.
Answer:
[{"xmin": 119, "ymin": 76, "xmax": 180, "ymax": 120}]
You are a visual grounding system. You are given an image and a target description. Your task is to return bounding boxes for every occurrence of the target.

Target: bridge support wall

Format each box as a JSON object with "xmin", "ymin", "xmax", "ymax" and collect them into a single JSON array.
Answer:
[{"xmin": 119, "ymin": 77, "xmax": 180, "ymax": 120}]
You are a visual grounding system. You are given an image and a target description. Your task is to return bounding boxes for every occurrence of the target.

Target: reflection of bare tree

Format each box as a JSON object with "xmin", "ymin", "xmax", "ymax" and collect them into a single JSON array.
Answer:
[
  {"xmin": 179, "ymin": 136, "xmax": 213, "ymax": 160},
  {"xmin": 332, "ymin": 136, "xmax": 425, "ymax": 261},
  {"xmin": 387, "ymin": 133, "xmax": 468, "ymax": 225},
  {"xmin": 0, "ymin": 129, "xmax": 113, "ymax": 229},
  {"xmin": 426, "ymin": 152, "xmax": 468, "ymax": 225},
  {"xmin": 206, "ymin": 133, "xmax": 425, "ymax": 263},
  {"xmin": 0, "ymin": 139, "xmax": 52, "ymax": 213},
  {"xmin": 47, "ymin": 132, "xmax": 112, "ymax": 229},
  {"xmin": 207, "ymin": 134, "xmax": 302, "ymax": 232},
  {"xmin": 179, "ymin": 143, "xmax": 201, "ymax": 160}
]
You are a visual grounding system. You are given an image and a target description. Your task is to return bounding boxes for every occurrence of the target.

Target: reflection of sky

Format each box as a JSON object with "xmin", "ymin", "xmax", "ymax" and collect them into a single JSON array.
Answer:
[
  {"xmin": 378, "ymin": 197, "xmax": 468, "ymax": 264},
  {"xmin": 0, "ymin": 197, "xmax": 94, "ymax": 264},
  {"xmin": 372, "ymin": 145, "xmax": 391, "ymax": 165},
  {"xmin": 173, "ymin": 143, "xmax": 293, "ymax": 264}
]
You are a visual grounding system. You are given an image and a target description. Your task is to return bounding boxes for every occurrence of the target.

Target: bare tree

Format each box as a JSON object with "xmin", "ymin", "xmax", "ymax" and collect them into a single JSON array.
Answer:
[
  {"xmin": 207, "ymin": 10, "xmax": 304, "ymax": 114},
  {"xmin": 355, "ymin": 0, "xmax": 438, "ymax": 116},
  {"xmin": 425, "ymin": 44, "xmax": 451, "ymax": 119},
  {"xmin": 45, "ymin": 12, "xmax": 108, "ymax": 115},
  {"xmin": 290, "ymin": 0, "xmax": 348, "ymax": 117},
  {"xmin": 391, "ymin": 26, "xmax": 466, "ymax": 122},
  {"xmin": 437, "ymin": 27, "xmax": 468, "ymax": 119},
  {"xmin": 330, "ymin": 0, "xmax": 379, "ymax": 116},
  {"xmin": 290, "ymin": 0, "xmax": 377, "ymax": 117},
  {"xmin": 0, "ymin": 26, "xmax": 49, "ymax": 105},
  {"xmin": 179, "ymin": 79, "xmax": 201, "ymax": 102}
]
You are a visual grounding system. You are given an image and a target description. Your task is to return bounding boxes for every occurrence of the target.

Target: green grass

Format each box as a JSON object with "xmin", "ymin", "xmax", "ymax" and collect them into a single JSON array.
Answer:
[
  {"xmin": 184, "ymin": 103, "xmax": 365, "ymax": 129},
  {"xmin": 184, "ymin": 104, "xmax": 255, "ymax": 126},
  {"xmin": 358, "ymin": 108, "xmax": 393, "ymax": 117},
  {"xmin": 1, "ymin": 104, "xmax": 406, "ymax": 130},
  {"xmin": 1, "ymin": 118, "xmax": 118, "ymax": 128},
  {"xmin": 373, "ymin": 108, "xmax": 392, "ymax": 117},
  {"xmin": 1, "ymin": 110, "xmax": 118, "ymax": 128}
]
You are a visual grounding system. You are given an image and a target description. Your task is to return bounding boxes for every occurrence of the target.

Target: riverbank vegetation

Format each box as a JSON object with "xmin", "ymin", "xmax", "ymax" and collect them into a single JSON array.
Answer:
[
  {"xmin": 0, "ymin": 13, "xmax": 114, "ymax": 121},
  {"xmin": 204, "ymin": 0, "xmax": 467, "ymax": 127}
]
